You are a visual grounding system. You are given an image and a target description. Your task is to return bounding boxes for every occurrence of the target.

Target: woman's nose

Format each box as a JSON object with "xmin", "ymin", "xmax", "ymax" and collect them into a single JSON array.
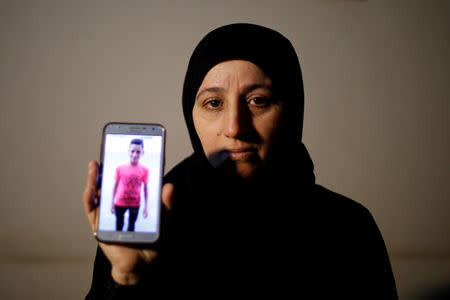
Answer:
[{"xmin": 223, "ymin": 101, "xmax": 250, "ymax": 139}]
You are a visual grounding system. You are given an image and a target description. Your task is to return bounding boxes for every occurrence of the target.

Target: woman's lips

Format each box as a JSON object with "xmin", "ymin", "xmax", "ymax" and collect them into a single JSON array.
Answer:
[{"xmin": 228, "ymin": 148, "xmax": 256, "ymax": 160}]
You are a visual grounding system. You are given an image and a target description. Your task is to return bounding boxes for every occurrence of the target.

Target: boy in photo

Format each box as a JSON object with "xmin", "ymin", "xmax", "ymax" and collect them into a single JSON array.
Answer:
[{"xmin": 111, "ymin": 138, "xmax": 149, "ymax": 232}]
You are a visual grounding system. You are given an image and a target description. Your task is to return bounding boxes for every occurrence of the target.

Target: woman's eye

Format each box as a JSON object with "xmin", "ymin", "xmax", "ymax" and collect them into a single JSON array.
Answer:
[
  {"xmin": 205, "ymin": 99, "xmax": 222, "ymax": 109},
  {"xmin": 248, "ymin": 97, "xmax": 271, "ymax": 107}
]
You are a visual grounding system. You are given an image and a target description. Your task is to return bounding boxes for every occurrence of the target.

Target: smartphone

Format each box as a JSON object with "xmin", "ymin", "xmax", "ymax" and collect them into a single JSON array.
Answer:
[{"xmin": 95, "ymin": 122, "xmax": 165, "ymax": 244}]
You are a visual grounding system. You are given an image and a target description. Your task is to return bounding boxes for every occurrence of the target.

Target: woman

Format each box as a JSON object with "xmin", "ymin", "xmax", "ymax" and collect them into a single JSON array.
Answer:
[{"xmin": 84, "ymin": 23, "xmax": 398, "ymax": 299}]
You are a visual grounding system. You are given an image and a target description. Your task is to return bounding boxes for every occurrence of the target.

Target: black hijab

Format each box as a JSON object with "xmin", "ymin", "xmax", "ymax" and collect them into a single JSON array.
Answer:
[
  {"xmin": 181, "ymin": 23, "xmax": 314, "ymax": 185},
  {"xmin": 183, "ymin": 23, "xmax": 304, "ymax": 152}
]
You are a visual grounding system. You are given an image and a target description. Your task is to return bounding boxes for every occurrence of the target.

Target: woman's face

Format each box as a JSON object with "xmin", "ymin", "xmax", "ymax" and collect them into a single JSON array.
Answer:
[{"xmin": 193, "ymin": 60, "xmax": 285, "ymax": 178}]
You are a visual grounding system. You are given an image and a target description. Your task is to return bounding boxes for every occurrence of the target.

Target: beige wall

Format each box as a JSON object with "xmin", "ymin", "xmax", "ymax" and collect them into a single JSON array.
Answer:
[{"xmin": 1, "ymin": 1, "xmax": 449, "ymax": 299}]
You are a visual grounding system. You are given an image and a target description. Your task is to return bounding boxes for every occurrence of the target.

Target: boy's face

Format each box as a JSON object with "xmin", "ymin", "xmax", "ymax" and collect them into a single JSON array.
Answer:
[{"xmin": 129, "ymin": 144, "xmax": 144, "ymax": 165}]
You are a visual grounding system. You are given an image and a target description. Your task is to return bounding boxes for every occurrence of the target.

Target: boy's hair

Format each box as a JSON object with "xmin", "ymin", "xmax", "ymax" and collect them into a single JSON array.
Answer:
[{"xmin": 130, "ymin": 138, "xmax": 144, "ymax": 148}]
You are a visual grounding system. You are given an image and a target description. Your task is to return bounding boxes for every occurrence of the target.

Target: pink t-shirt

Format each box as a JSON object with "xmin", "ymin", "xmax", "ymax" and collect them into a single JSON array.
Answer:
[{"xmin": 114, "ymin": 164, "xmax": 149, "ymax": 207}]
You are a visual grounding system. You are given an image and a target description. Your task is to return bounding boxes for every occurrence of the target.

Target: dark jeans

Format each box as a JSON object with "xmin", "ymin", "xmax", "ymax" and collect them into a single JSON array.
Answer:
[{"xmin": 115, "ymin": 206, "xmax": 140, "ymax": 232}]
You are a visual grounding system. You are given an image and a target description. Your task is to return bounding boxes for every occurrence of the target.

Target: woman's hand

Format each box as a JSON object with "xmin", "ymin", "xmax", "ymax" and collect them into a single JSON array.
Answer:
[{"xmin": 83, "ymin": 161, "xmax": 174, "ymax": 285}]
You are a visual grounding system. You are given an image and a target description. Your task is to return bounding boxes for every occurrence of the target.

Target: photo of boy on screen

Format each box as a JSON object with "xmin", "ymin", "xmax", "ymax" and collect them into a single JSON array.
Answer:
[{"xmin": 111, "ymin": 138, "xmax": 149, "ymax": 232}]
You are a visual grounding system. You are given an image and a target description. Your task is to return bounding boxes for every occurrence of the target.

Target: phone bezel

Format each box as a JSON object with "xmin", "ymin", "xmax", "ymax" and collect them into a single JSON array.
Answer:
[{"xmin": 95, "ymin": 122, "xmax": 166, "ymax": 244}]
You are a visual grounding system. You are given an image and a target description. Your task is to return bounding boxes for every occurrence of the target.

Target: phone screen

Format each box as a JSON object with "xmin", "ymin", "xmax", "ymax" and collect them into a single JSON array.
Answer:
[{"xmin": 96, "ymin": 123, "xmax": 165, "ymax": 244}]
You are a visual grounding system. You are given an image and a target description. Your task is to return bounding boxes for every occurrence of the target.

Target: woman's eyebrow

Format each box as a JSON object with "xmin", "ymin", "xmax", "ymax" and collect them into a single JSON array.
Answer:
[
  {"xmin": 196, "ymin": 83, "xmax": 272, "ymax": 101},
  {"xmin": 242, "ymin": 83, "xmax": 272, "ymax": 94},
  {"xmin": 196, "ymin": 87, "xmax": 224, "ymax": 101}
]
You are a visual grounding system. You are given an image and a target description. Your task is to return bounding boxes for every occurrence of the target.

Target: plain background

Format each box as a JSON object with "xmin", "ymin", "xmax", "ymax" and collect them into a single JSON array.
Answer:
[{"xmin": 1, "ymin": 0, "xmax": 449, "ymax": 299}]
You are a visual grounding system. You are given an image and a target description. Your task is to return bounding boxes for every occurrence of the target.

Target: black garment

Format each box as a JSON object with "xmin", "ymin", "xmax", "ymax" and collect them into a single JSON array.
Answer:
[
  {"xmin": 86, "ymin": 152, "xmax": 398, "ymax": 299},
  {"xmin": 85, "ymin": 23, "xmax": 398, "ymax": 299}
]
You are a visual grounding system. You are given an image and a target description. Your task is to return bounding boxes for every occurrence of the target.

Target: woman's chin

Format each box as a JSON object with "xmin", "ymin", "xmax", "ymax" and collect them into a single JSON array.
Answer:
[{"xmin": 234, "ymin": 162, "xmax": 259, "ymax": 179}]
